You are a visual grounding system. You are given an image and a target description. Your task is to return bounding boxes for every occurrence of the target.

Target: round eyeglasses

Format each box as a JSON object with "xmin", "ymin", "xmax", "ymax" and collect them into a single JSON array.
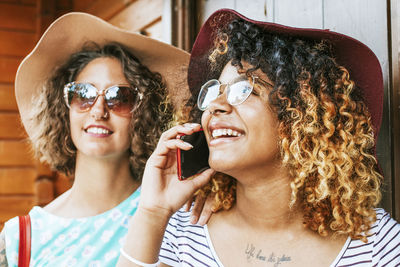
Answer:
[
  {"xmin": 197, "ymin": 74, "xmax": 273, "ymax": 111},
  {"xmin": 64, "ymin": 82, "xmax": 143, "ymax": 116}
]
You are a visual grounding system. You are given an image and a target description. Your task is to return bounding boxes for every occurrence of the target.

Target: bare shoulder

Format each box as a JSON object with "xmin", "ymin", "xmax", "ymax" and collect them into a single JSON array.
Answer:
[{"xmin": 0, "ymin": 230, "xmax": 9, "ymax": 267}]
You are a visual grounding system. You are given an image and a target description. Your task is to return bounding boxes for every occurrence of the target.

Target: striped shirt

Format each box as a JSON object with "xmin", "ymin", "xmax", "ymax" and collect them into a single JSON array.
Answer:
[{"xmin": 159, "ymin": 208, "xmax": 400, "ymax": 266}]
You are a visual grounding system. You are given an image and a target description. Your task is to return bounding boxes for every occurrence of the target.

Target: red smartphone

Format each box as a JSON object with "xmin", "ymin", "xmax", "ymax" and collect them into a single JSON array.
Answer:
[{"xmin": 176, "ymin": 129, "xmax": 210, "ymax": 180}]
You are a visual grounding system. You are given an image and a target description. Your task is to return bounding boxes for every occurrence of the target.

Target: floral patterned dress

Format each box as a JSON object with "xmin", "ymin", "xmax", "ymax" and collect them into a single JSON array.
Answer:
[{"xmin": 2, "ymin": 188, "xmax": 140, "ymax": 267}]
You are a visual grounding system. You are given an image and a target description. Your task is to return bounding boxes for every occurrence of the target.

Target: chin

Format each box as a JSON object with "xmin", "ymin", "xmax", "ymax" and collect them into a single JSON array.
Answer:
[
  {"xmin": 81, "ymin": 148, "xmax": 128, "ymax": 159},
  {"xmin": 209, "ymin": 155, "xmax": 238, "ymax": 174}
]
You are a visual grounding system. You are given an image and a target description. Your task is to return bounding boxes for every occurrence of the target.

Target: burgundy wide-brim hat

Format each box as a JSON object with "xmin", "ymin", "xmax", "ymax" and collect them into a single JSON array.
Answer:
[
  {"xmin": 15, "ymin": 12, "xmax": 190, "ymax": 138},
  {"xmin": 188, "ymin": 9, "xmax": 384, "ymax": 141}
]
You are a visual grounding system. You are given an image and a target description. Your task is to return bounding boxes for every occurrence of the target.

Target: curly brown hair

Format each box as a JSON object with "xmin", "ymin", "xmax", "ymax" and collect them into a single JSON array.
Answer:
[
  {"xmin": 181, "ymin": 19, "xmax": 382, "ymax": 242},
  {"xmin": 29, "ymin": 42, "xmax": 172, "ymax": 179}
]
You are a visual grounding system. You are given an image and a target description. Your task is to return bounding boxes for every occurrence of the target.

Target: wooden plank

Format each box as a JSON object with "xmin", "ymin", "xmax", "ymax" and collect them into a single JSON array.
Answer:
[
  {"xmin": 391, "ymin": 0, "xmax": 400, "ymax": 221},
  {"xmin": 55, "ymin": 0, "xmax": 73, "ymax": 10},
  {"xmin": 0, "ymin": 140, "xmax": 35, "ymax": 166},
  {"xmin": 36, "ymin": 161, "xmax": 53, "ymax": 177},
  {"xmin": 324, "ymin": 0, "xmax": 387, "ymax": 68},
  {"xmin": 21, "ymin": 0, "xmax": 36, "ymax": 5},
  {"xmin": 324, "ymin": 0, "xmax": 392, "ymax": 213},
  {"xmin": 0, "ymin": 30, "xmax": 36, "ymax": 57},
  {"xmin": 109, "ymin": 0, "xmax": 163, "ymax": 32},
  {"xmin": 265, "ymin": 0, "xmax": 274, "ymax": 22},
  {"xmin": 0, "ymin": 0, "xmax": 35, "ymax": 5},
  {"xmin": 0, "ymin": 0, "xmax": 20, "ymax": 3},
  {"xmin": 73, "ymin": 0, "xmax": 96, "ymax": 11},
  {"xmin": 35, "ymin": 177, "xmax": 54, "ymax": 206},
  {"xmin": 142, "ymin": 19, "xmax": 162, "ymax": 40},
  {"xmin": 390, "ymin": 0, "xmax": 400, "ymax": 220},
  {"xmin": 0, "ymin": 84, "xmax": 18, "ymax": 110},
  {"xmin": 236, "ymin": 0, "xmax": 269, "ymax": 22},
  {"xmin": 76, "ymin": 0, "xmax": 133, "ymax": 21},
  {"xmin": 273, "ymin": 0, "xmax": 323, "ymax": 28},
  {"xmin": 0, "ymin": 196, "xmax": 34, "ymax": 222},
  {"xmin": 0, "ymin": 113, "xmax": 26, "ymax": 139},
  {"xmin": 0, "ymin": 3, "xmax": 36, "ymax": 31},
  {"xmin": 0, "ymin": 168, "xmax": 36, "ymax": 194},
  {"xmin": 0, "ymin": 57, "xmax": 20, "ymax": 83},
  {"xmin": 199, "ymin": 0, "xmax": 235, "ymax": 25}
]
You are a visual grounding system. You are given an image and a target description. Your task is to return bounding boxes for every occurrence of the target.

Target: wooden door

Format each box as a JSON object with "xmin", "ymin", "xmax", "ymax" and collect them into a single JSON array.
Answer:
[{"xmin": 0, "ymin": 0, "xmax": 39, "ymax": 229}]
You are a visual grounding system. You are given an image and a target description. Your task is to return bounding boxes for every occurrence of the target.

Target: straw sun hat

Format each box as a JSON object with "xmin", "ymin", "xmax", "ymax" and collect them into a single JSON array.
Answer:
[{"xmin": 15, "ymin": 12, "xmax": 190, "ymax": 137}]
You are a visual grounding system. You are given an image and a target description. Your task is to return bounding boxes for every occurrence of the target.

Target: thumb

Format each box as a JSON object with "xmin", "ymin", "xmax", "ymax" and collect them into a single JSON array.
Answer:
[{"xmin": 188, "ymin": 168, "xmax": 215, "ymax": 189}]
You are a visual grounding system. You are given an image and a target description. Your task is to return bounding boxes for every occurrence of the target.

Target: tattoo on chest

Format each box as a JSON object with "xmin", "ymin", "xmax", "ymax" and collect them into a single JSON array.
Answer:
[{"xmin": 245, "ymin": 243, "xmax": 292, "ymax": 266}]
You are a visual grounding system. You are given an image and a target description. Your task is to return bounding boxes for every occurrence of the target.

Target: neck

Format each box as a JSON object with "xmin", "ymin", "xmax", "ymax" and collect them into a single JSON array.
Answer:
[
  {"xmin": 230, "ymin": 163, "xmax": 303, "ymax": 231},
  {"xmin": 68, "ymin": 151, "xmax": 139, "ymax": 213}
]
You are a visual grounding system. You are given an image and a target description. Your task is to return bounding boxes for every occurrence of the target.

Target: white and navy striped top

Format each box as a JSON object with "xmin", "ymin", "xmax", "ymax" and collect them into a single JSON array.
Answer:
[{"xmin": 159, "ymin": 208, "xmax": 400, "ymax": 266}]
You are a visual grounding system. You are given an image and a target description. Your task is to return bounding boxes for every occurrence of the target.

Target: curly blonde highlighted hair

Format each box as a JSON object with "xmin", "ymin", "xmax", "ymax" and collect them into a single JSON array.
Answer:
[
  {"xmin": 181, "ymin": 18, "xmax": 382, "ymax": 242},
  {"xmin": 29, "ymin": 42, "xmax": 172, "ymax": 179}
]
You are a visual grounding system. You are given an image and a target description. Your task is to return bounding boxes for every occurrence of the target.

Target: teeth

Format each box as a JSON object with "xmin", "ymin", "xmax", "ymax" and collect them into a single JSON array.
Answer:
[
  {"xmin": 86, "ymin": 127, "xmax": 110, "ymax": 135},
  {"xmin": 212, "ymin": 128, "xmax": 242, "ymax": 138}
]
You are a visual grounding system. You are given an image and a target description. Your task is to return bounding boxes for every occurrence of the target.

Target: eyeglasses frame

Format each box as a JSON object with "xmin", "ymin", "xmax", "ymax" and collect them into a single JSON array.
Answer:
[
  {"xmin": 197, "ymin": 72, "xmax": 274, "ymax": 111},
  {"xmin": 63, "ymin": 81, "xmax": 143, "ymax": 113}
]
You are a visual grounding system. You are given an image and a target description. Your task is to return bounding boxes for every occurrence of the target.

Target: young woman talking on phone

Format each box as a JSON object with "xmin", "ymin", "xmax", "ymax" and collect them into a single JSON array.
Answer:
[{"xmin": 119, "ymin": 9, "xmax": 400, "ymax": 267}]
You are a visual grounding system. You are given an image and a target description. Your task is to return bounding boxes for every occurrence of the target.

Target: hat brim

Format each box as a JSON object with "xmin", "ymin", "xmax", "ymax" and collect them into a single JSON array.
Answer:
[
  {"xmin": 15, "ymin": 12, "xmax": 190, "ymax": 138},
  {"xmin": 188, "ymin": 9, "xmax": 383, "ymax": 139}
]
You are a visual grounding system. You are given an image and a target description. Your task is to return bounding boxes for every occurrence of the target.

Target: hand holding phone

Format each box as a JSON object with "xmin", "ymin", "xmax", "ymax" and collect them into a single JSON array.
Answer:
[{"xmin": 176, "ymin": 129, "xmax": 210, "ymax": 180}]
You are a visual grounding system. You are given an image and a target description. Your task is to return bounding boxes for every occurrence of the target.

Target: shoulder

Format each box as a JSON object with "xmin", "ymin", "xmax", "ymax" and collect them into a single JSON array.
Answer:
[
  {"xmin": 164, "ymin": 208, "xmax": 208, "ymax": 240},
  {"xmin": 336, "ymin": 209, "xmax": 400, "ymax": 266},
  {"xmin": 3, "ymin": 216, "xmax": 20, "ymax": 242},
  {"xmin": 2, "ymin": 215, "xmax": 25, "ymax": 267},
  {"xmin": 160, "ymin": 208, "xmax": 218, "ymax": 266},
  {"xmin": 372, "ymin": 208, "xmax": 400, "ymax": 239},
  {"xmin": 370, "ymin": 208, "xmax": 400, "ymax": 265}
]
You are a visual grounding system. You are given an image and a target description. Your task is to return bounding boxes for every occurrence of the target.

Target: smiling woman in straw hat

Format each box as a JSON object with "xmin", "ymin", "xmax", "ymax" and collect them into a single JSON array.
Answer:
[
  {"xmin": 0, "ymin": 12, "xmax": 213, "ymax": 267},
  {"xmin": 116, "ymin": 9, "xmax": 400, "ymax": 267}
]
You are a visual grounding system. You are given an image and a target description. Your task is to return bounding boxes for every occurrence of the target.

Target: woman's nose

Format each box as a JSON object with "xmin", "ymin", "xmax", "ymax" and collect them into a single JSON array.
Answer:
[
  {"xmin": 90, "ymin": 95, "xmax": 109, "ymax": 120},
  {"xmin": 208, "ymin": 88, "xmax": 232, "ymax": 115}
]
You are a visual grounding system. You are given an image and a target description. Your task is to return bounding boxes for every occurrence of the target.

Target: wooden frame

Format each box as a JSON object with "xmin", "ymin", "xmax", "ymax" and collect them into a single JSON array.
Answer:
[
  {"xmin": 388, "ymin": 0, "xmax": 400, "ymax": 221},
  {"xmin": 170, "ymin": 0, "xmax": 198, "ymax": 52}
]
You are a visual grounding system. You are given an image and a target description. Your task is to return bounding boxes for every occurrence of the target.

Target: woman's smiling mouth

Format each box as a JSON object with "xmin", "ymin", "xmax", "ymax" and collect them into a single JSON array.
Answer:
[
  {"xmin": 209, "ymin": 127, "xmax": 244, "ymax": 146},
  {"xmin": 84, "ymin": 125, "xmax": 113, "ymax": 136},
  {"xmin": 211, "ymin": 128, "xmax": 242, "ymax": 138}
]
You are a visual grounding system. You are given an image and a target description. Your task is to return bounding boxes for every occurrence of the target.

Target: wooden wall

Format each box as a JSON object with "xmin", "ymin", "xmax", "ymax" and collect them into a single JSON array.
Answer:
[
  {"xmin": 0, "ymin": 0, "xmax": 165, "ymax": 229},
  {"xmin": 199, "ymin": 0, "xmax": 399, "ymax": 219},
  {"xmin": 74, "ymin": 0, "xmax": 165, "ymax": 40},
  {"xmin": 0, "ymin": 0, "xmax": 39, "ymax": 229}
]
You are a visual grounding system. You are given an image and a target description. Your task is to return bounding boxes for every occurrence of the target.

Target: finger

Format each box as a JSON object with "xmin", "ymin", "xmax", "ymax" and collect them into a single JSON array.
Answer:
[
  {"xmin": 160, "ymin": 123, "xmax": 202, "ymax": 141},
  {"xmin": 188, "ymin": 168, "xmax": 215, "ymax": 189},
  {"xmin": 196, "ymin": 193, "xmax": 215, "ymax": 226},
  {"xmin": 178, "ymin": 169, "xmax": 214, "ymax": 200},
  {"xmin": 190, "ymin": 194, "xmax": 206, "ymax": 224},
  {"xmin": 155, "ymin": 138, "xmax": 193, "ymax": 156},
  {"xmin": 184, "ymin": 197, "xmax": 194, "ymax": 212}
]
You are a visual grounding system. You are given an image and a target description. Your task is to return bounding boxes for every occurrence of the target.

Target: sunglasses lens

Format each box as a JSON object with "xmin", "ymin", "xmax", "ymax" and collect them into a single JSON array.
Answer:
[
  {"xmin": 227, "ymin": 80, "xmax": 253, "ymax": 105},
  {"xmin": 197, "ymin": 80, "xmax": 220, "ymax": 111},
  {"xmin": 68, "ymin": 83, "xmax": 97, "ymax": 111},
  {"xmin": 105, "ymin": 86, "xmax": 137, "ymax": 115}
]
